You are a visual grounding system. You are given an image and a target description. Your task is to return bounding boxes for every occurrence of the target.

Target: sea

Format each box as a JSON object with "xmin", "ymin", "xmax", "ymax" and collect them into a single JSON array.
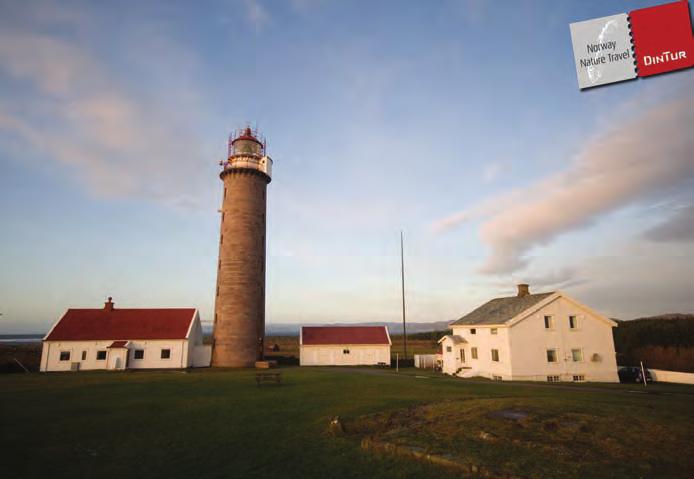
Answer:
[{"xmin": 0, "ymin": 334, "xmax": 43, "ymax": 344}]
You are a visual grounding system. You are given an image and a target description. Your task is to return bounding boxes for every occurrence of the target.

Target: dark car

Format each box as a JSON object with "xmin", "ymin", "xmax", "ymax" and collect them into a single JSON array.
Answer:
[{"xmin": 618, "ymin": 366, "xmax": 653, "ymax": 383}]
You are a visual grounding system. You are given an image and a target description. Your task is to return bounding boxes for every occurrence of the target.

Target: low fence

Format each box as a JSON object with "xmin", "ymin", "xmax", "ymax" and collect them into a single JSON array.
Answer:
[
  {"xmin": 414, "ymin": 354, "xmax": 438, "ymax": 369},
  {"xmin": 649, "ymin": 368, "xmax": 694, "ymax": 385}
]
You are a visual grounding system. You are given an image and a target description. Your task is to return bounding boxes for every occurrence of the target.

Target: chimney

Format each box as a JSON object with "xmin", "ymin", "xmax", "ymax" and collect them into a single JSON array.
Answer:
[
  {"xmin": 517, "ymin": 284, "xmax": 530, "ymax": 297},
  {"xmin": 104, "ymin": 296, "xmax": 114, "ymax": 311}
]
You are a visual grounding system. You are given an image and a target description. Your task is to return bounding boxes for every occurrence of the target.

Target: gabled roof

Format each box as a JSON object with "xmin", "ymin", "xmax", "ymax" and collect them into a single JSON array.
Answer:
[
  {"xmin": 301, "ymin": 326, "xmax": 391, "ymax": 346},
  {"xmin": 437, "ymin": 335, "xmax": 467, "ymax": 345},
  {"xmin": 450, "ymin": 292, "xmax": 555, "ymax": 326},
  {"xmin": 45, "ymin": 307, "xmax": 197, "ymax": 341}
]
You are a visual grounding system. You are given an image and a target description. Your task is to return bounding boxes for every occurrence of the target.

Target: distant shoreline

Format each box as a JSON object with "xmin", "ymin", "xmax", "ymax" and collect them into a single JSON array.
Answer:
[{"xmin": 0, "ymin": 334, "xmax": 43, "ymax": 344}]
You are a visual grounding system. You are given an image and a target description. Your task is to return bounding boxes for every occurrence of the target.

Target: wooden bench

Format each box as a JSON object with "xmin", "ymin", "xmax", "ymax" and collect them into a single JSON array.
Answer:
[{"xmin": 255, "ymin": 372, "xmax": 282, "ymax": 386}]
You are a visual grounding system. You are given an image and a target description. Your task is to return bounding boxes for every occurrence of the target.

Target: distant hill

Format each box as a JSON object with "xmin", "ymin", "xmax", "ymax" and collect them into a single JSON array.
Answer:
[
  {"xmin": 264, "ymin": 321, "xmax": 451, "ymax": 337},
  {"xmin": 613, "ymin": 313, "xmax": 694, "ymax": 372}
]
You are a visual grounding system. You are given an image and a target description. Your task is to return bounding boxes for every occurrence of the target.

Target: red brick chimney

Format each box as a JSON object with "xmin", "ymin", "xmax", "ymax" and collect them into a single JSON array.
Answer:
[
  {"xmin": 517, "ymin": 284, "xmax": 530, "ymax": 297},
  {"xmin": 104, "ymin": 297, "xmax": 115, "ymax": 311}
]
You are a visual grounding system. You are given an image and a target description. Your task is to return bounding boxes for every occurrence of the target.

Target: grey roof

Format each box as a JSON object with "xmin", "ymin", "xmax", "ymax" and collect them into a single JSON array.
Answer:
[
  {"xmin": 437, "ymin": 334, "xmax": 467, "ymax": 345},
  {"xmin": 451, "ymin": 292, "xmax": 555, "ymax": 326}
]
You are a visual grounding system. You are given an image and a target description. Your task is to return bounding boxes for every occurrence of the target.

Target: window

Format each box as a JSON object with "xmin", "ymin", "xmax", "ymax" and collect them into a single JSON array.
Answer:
[
  {"xmin": 446, "ymin": 346, "xmax": 452, "ymax": 352},
  {"xmin": 573, "ymin": 375, "xmax": 585, "ymax": 382},
  {"xmin": 96, "ymin": 350, "xmax": 107, "ymax": 360},
  {"xmin": 342, "ymin": 349, "xmax": 350, "ymax": 355},
  {"xmin": 544, "ymin": 315, "xmax": 554, "ymax": 329},
  {"xmin": 491, "ymin": 349, "xmax": 499, "ymax": 362},
  {"xmin": 471, "ymin": 347, "xmax": 478, "ymax": 359},
  {"xmin": 491, "ymin": 328, "xmax": 498, "ymax": 335},
  {"xmin": 571, "ymin": 349, "xmax": 583, "ymax": 362},
  {"xmin": 59, "ymin": 351, "xmax": 70, "ymax": 361},
  {"xmin": 546, "ymin": 349, "xmax": 558, "ymax": 363},
  {"xmin": 460, "ymin": 349, "xmax": 465, "ymax": 363},
  {"xmin": 569, "ymin": 315, "xmax": 577, "ymax": 329},
  {"xmin": 161, "ymin": 349, "xmax": 171, "ymax": 359},
  {"xmin": 547, "ymin": 375, "xmax": 560, "ymax": 382},
  {"xmin": 81, "ymin": 351, "xmax": 87, "ymax": 361},
  {"xmin": 492, "ymin": 375, "xmax": 502, "ymax": 381},
  {"xmin": 470, "ymin": 328, "xmax": 476, "ymax": 335},
  {"xmin": 134, "ymin": 350, "xmax": 144, "ymax": 360}
]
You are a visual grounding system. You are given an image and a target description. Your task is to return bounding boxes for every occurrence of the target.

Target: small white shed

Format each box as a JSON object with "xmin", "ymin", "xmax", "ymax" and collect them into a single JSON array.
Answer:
[{"xmin": 299, "ymin": 326, "xmax": 391, "ymax": 366}]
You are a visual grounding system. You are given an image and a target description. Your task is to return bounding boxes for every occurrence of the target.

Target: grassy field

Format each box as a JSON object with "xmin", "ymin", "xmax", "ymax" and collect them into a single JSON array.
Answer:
[{"xmin": 1, "ymin": 368, "xmax": 693, "ymax": 479}]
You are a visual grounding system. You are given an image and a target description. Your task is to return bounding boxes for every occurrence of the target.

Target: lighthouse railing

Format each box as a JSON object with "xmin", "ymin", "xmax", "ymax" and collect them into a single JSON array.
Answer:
[{"xmin": 223, "ymin": 156, "xmax": 272, "ymax": 178}]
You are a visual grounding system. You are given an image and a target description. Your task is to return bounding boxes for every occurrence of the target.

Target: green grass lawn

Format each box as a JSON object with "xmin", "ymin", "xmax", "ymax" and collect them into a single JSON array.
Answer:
[{"xmin": 1, "ymin": 368, "xmax": 693, "ymax": 478}]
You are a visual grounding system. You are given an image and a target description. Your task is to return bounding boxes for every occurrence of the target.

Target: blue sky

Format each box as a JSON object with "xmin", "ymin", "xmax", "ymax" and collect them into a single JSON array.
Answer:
[{"xmin": 1, "ymin": 0, "xmax": 693, "ymax": 334}]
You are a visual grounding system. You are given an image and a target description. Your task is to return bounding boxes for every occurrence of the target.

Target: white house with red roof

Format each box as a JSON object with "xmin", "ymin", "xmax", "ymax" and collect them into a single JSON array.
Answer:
[
  {"xmin": 300, "ymin": 326, "xmax": 391, "ymax": 366},
  {"xmin": 40, "ymin": 298, "xmax": 211, "ymax": 372}
]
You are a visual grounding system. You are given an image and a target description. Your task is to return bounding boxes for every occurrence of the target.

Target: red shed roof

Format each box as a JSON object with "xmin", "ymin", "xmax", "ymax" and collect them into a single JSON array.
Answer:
[
  {"xmin": 107, "ymin": 340, "xmax": 129, "ymax": 349},
  {"xmin": 45, "ymin": 303, "xmax": 197, "ymax": 341},
  {"xmin": 301, "ymin": 326, "xmax": 391, "ymax": 346}
]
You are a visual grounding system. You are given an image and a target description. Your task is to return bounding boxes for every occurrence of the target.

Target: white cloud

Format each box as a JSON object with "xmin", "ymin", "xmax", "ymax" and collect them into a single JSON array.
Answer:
[
  {"xmin": 0, "ymin": 29, "xmax": 209, "ymax": 208},
  {"xmin": 644, "ymin": 203, "xmax": 694, "ymax": 242},
  {"xmin": 244, "ymin": 0, "xmax": 270, "ymax": 30},
  {"xmin": 434, "ymin": 79, "xmax": 694, "ymax": 274},
  {"xmin": 482, "ymin": 162, "xmax": 504, "ymax": 183}
]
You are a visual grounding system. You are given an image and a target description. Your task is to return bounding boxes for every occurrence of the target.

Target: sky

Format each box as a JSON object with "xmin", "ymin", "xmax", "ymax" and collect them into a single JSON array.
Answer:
[{"xmin": 0, "ymin": 0, "xmax": 693, "ymax": 334}]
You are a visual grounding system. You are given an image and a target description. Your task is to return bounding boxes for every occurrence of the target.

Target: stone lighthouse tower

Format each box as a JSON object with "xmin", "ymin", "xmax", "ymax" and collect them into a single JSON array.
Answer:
[{"xmin": 212, "ymin": 127, "xmax": 273, "ymax": 368}]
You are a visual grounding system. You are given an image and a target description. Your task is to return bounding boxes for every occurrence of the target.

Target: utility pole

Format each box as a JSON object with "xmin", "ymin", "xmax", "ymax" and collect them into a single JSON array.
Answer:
[{"xmin": 400, "ymin": 230, "xmax": 407, "ymax": 360}]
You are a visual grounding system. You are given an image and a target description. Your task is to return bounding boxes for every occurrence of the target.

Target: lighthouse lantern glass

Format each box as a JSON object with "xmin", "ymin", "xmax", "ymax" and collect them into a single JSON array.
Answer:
[{"xmin": 233, "ymin": 139, "xmax": 262, "ymax": 156}]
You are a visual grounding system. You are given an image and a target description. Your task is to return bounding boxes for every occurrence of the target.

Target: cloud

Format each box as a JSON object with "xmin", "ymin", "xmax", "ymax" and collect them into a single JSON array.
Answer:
[
  {"xmin": 244, "ymin": 0, "xmax": 270, "ymax": 30},
  {"xmin": 434, "ymin": 80, "xmax": 694, "ymax": 274},
  {"xmin": 514, "ymin": 267, "xmax": 588, "ymax": 290},
  {"xmin": 482, "ymin": 162, "xmax": 504, "ymax": 183},
  {"xmin": 644, "ymin": 203, "xmax": 694, "ymax": 243},
  {"xmin": 0, "ymin": 28, "xmax": 208, "ymax": 208}
]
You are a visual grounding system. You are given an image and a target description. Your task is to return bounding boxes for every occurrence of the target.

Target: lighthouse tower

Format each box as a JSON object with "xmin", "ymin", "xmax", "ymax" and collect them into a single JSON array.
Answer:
[{"xmin": 212, "ymin": 127, "xmax": 273, "ymax": 368}]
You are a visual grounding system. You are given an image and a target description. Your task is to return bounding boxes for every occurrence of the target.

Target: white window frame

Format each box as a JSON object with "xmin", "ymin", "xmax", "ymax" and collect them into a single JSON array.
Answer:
[
  {"xmin": 471, "ymin": 347, "xmax": 478, "ymax": 359},
  {"xmin": 460, "ymin": 349, "xmax": 465, "ymax": 363},
  {"xmin": 160, "ymin": 348, "xmax": 171, "ymax": 360},
  {"xmin": 569, "ymin": 315, "xmax": 578, "ymax": 330},
  {"xmin": 491, "ymin": 349, "xmax": 499, "ymax": 362},
  {"xmin": 96, "ymin": 350, "xmax": 107, "ymax": 361},
  {"xmin": 470, "ymin": 328, "xmax": 476, "ymax": 335},
  {"xmin": 133, "ymin": 349, "xmax": 145, "ymax": 360},
  {"xmin": 59, "ymin": 351, "xmax": 71, "ymax": 361},
  {"xmin": 547, "ymin": 375, "xmax": 560, "ymax": 382},
  {"xmin": 546, "ymin": 348, "xmax": 558, "ymax": 363},
  {"xmin": 490, "ymin": 328, "xmax": 498, "ymax": 335},
  {"xmin": 573, "ymin": 374, "xmax": 585, "ymax": 382},
  {"xmin": 544, "ymin": 315, "xmax": 554, "ymax": 330},
  {"xmin": 446, "ymin": 346, "xmax": 452, "ymax": 352}
]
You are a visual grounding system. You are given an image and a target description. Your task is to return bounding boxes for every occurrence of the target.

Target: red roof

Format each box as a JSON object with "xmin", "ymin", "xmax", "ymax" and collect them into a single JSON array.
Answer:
[
  {"xmin": 301, "ymin": 326, "xmax": 390, "ymax": 345},
  {"xmin": 45, "ymin": 307, "xmax": 196, "ymax": 341},
  {"xmin": 107, "ymin": 340, "xmax": 129, "ymax": 349}
]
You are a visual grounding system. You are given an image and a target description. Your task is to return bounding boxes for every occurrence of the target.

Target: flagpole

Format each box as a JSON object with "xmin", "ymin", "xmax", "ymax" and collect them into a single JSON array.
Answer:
[{"xmin": 400, "ymin": 230, "xmax": 408, "ymax": 360}]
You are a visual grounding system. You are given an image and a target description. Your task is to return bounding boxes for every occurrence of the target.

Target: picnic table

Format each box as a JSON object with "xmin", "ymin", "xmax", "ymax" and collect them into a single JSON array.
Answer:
[{"xmin": 255, "ymin": 372, "xmax": 282, "ymax": 386}]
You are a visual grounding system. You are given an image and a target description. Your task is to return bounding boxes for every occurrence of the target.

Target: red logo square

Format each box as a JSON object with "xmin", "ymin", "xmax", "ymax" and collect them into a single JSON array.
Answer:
[{"xmin": 630, "ymin": 0, "xmax": 694, "ymax": 76}]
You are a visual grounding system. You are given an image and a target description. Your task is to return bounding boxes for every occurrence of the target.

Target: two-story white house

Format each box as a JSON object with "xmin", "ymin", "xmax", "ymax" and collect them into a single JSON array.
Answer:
[{"xmin": 439, "ymin": 284, "xmax": 619, "ymax": 382}]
